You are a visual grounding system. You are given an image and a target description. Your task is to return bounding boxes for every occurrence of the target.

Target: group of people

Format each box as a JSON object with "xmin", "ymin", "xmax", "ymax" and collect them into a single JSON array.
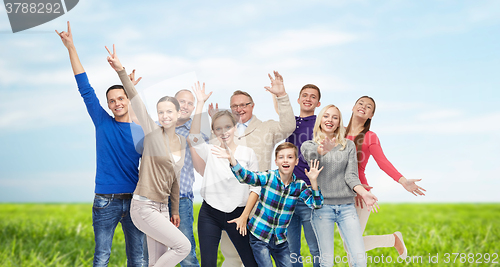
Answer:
[{"xmin": 57, "ymin": 21, "xmax": 425, "ymax": 267}]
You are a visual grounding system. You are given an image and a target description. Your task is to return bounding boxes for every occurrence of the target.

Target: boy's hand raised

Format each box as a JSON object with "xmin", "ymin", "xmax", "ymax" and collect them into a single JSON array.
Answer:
[{"xmin": 305, "ymin": 159, "xmax": 323, "ymax": 181}]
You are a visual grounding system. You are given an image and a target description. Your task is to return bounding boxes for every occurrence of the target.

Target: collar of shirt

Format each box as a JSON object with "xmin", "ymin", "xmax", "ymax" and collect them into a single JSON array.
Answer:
[
  {"xmin": 296, "ymin": 115, "xmax": 316, "ymax": 122},
  {"xmin": 237, "ymin": 117, "xmax": 252, "ymax": 128},
  {"xmin": 176, "ymin": 118, "xmax": 192, "ymax": 131},
  {"xmin": 236, "ymin": 118, "xmax": 252, "ymax": 135}
]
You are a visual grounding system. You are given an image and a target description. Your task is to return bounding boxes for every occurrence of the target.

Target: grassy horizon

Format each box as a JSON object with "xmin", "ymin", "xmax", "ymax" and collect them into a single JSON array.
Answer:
[{"xmin": 1, "ymin": 203, "xmax": 499, "ymax": 266}]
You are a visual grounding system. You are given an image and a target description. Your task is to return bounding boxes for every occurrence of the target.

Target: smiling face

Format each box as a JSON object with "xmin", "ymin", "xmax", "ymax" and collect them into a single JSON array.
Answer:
[
  {"xmin": 297, "ymin": 88, "xmax": 321, "ymax": 115},
  {"xmin": 175, "ymin": 90, "xmax": 195, "ymax": 123},
  {"xmin": 157, "ymin": 101, "xmax": 180, "ymax": 129},
  {"xmin": 107, "ymin": 89, "xmax": 129, "ymax": 119},
  {"xmin": 275, "ymin": 147, "xmax": 299, "ymax": 178},
  {"xmin": 212, "ymin": 115, "xmax": 236, "ymax": 145},
  {"xmin": 320, "ymin": 106, "xmax": 340, "ymax": 136},
  {"xmin": 230, "ymin": 94, "xmax": 254, "ymax": 123},
  {"xmin": 352, "ymin": 97, "xmax": 375, "ymax": 121}
]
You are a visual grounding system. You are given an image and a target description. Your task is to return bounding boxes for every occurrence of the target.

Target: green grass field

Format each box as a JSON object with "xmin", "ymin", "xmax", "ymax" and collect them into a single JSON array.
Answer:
[{"xmin": 0, "ymin": 203, "xmax": 499, "ymax": 266}]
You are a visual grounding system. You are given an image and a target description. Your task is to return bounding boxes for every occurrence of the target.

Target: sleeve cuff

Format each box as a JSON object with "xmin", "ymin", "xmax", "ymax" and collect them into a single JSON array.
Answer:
[{"xmin": 188, "ymin": 133, "xmax": 205, "ymax": 146}]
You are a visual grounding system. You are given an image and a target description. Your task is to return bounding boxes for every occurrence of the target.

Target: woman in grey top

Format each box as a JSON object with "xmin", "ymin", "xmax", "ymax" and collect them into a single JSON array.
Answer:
[{"xmin": 301, "ymin": 104, "xmax": 378, "ymax": 267}]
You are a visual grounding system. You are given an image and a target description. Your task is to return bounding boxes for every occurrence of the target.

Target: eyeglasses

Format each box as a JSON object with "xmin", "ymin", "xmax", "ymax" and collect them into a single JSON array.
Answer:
[{"xmin": 230, "ymin": 102, "xmax": 252, "ymax": 110}]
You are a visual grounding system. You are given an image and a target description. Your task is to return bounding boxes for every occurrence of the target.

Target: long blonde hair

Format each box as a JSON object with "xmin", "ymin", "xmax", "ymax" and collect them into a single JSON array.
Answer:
[{"xmin": 313, "ymin": 104, "xmax": 347, "ymax": 150}]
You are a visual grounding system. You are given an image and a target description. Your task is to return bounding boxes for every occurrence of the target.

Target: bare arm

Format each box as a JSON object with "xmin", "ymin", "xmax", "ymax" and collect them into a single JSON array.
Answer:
[
  {"xmin": 190, "ymin": 82, "xmax": 212, "ymax": 135},
  {"xmin": 398, "ymin": 176, "xmax": 426, "ymax": 196},
  {"xmin": 353, "ymin": 185, "xmax": 379, "ymax": 213},
  {"xmin": 56, "ymin": 21, "xmax": 84, "ymax": 75},
  {"xmin": 227, "ymin": 192, "xmax": 259, "ymax": 236}
]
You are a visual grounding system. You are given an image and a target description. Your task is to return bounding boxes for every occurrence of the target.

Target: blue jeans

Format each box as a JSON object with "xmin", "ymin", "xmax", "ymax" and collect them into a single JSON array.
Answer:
[
  {"xmin": 288, "ymin": 199, "xmax": 320, "ymax": 267},
  {"xmin": 311, "ymin": 203, "xmax": 366, "ymax": 267},
  {"xmin": 169, "ymin": 197, "xmax": 200, "ymax": 267},
  {"xmin": 92, "ymin": 194, "xmax": 145, "ymax": 267},
  {"xmin": 249, "ymin": 233, "xmax": 291, "ymax": 267}
]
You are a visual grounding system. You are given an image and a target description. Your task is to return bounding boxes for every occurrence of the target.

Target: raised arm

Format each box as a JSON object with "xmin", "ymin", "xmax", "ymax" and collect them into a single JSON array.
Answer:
[
  {"xmin": 56, "ymin": 21, "xmax": 84, "ymax": 75},
  {"xmin": 264, "ymin": 71, "xmax": 296, "ymax": 143},
  {"xmin": 57, "ymin": 21, "xmax": 109, "ymax": 125},
  {"xmin": 105, "ymin": 45, "xmax": 155, "ymax": 133},
  {"xmin": 127, "ymin": 69, "xmax": 142, "ymax": 125},
  {"xmin": 190, "ymin": 82, "xmax": 212, "ymax": 135},
  {"xmin": 272, "ymin": 95, "xmax": 279, "ymax": 115},
  {"xmin": 264, "ymin": 71, "xmax": 287, "ymax": 97}
]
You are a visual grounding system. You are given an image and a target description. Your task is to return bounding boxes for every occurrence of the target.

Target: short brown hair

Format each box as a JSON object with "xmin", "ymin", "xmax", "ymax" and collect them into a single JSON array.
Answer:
[
  {"xmin": 106, "ymin": 85, "xmax": 128, "ymax": 100},
  {"xmin": 157, "ymin": 96, "xmax": 180, "ymax": 111},
  {"xmin": 275, "ymin": 142, "xmax": 298, "ymax": 158},
  {"xmin": 299, "ymin": 84, "xmax": 321, "ymax": 100},
  {"xmin": 231, "ymin": 90, "xmax": 254, "ymax": 104}
]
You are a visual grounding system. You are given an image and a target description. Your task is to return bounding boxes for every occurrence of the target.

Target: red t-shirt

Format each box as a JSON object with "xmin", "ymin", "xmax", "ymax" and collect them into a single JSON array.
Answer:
[{"xmin": 347, "ymin": 131, "xmax": 402, "ymax": 188}]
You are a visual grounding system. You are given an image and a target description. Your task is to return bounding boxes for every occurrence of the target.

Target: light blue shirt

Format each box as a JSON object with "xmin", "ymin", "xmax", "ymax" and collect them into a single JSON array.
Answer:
[{"xmin": 237, "ymin": 118, "xmax": 252, "ymax": 135}]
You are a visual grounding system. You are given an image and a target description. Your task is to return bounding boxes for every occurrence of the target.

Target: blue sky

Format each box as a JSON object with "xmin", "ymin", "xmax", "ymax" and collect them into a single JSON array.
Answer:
[{"xmin": 0, "ymin": 0, "xmax": 499, "ymax": 203}]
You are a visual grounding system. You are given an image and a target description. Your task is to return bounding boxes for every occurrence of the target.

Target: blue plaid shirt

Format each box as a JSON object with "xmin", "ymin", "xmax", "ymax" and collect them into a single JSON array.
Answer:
[
  {"xmin": 175, "ymin": 119, "xmax": 208, "ymax": 199},
  {"xmin": 231, "ymin": 163, "xmax": 323, "ymax": 244}
]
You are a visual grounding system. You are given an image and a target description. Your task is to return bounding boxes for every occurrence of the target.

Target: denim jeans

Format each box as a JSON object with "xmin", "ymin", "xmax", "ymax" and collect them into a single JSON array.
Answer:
[
  {"xmin": 170, "ymin": 197, "xmax": 200, "ymax": 267},
  {"xmin": 249, "ymin": 233, "xmax": 291, "ymax": 267},
  {"xmin": 288, "ymin": 199, "xmax": 320, "ymax": 267},
  {"xmin": 197, "ymin": 201, "xmax": 257, "ymax": 267},
  {"xmin": 92, "ymin": 194, "xmax": 145, "ymax": 267},
  {"xmin": 311, "ymin": 203, "xmax": 366, "ymax": 267}
]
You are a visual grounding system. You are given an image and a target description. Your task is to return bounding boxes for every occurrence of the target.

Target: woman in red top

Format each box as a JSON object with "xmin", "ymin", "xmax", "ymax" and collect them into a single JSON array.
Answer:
[{"xmin": 343, "ymin": 96, "xmax": 426, "ymax": 260}]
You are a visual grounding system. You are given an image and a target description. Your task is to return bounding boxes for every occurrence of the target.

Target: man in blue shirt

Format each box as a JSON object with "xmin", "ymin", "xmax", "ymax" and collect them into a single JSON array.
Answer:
[{"xmin": 56, "ymin": 22, "xmax": 145, "ymax": 267}]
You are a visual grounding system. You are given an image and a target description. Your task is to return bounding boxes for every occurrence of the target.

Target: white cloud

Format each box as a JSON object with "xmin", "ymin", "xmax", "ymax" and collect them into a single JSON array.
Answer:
[
  {"xmin": 0, "ymin": 89, "xmax": 88, "ymax": 131},
  {"xmin": 377, "ymin": 111, "xmax": 500, "ymax": 135},
  {"xmin": 249, "ymin": 28, "xmax": 358, "ymax": 57},
  {"xmin": 415, "ymin": 109, "xmax": 462, "ymax": 121}
]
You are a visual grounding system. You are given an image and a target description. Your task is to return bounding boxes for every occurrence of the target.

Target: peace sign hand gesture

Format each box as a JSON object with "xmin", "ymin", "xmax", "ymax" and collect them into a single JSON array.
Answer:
[{"xmin": 105, "ymin": 44, "xmax": 124, "ymax": 72}]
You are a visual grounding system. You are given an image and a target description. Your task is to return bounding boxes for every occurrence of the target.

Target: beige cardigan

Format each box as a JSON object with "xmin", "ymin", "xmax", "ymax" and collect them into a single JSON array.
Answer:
[
  {"xmin": 234, "ymin": 94, "xmax": 295, "ymax": 171},
  {"xmin": 118, "ymin": 69, "xmax": 185, "ymax": 215}
]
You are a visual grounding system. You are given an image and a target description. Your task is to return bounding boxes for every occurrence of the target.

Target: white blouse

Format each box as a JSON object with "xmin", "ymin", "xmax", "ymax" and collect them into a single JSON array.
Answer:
[{"xmin": 189, "ymin": 133, "xmax": 260, "ymax": 213}]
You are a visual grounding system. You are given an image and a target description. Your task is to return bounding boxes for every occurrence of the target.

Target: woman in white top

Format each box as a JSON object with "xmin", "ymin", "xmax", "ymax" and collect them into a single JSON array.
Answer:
[{"xmin": 188, "ymin": 83, "xmax": 259, "ymax": 267}]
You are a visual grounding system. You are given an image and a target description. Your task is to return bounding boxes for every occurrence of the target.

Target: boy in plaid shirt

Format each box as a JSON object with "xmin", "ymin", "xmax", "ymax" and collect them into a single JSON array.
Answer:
[{"xmin": 213, "ymin": 142, "xmax": 324, "ymax": 267}]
